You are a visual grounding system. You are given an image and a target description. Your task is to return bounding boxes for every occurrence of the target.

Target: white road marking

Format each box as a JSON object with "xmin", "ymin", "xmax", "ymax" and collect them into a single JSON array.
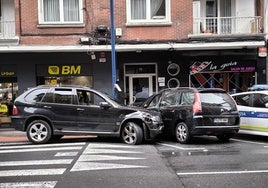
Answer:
[
  {"xmin": 231, "ymin": 138, "xmax": 268, "ymax": 145},
  {"xmin": 70, "ymin": 144, "xmax": 147, "ymax": 171},
  {"xmin": 0, "ymin": 159, "xmax": 73, "ymax": 166},
  {"xmin": 71, "ymin": 162, "xmax": 148, "ymax": 171},
  {"xmin": 83, "ymin": 148, "xmax": 142, "ymax": 154},
  {"xmin": 0, "ymin": 142, "xmax": 86, "ymax": 150},
  {"xmin": 0, "ymin": 181, "xmax": 57, "ymax": 188},
  {"xmin": 55, "ymin": 152, "xmax": 79, "ymax": 157},
  {"xmin": 158, "ymin": 143, "xmax": 207, "ymax": 151},
  {"xmin": 78, "ymin": 154, "xmax": 145, "ymax": 161},
  {"xmin": 0, "ymin": 146, "xmax": 83, "ymax": 154},
  {"xmin": 0, "ymin": 168, "xmax": 66, "ymax": 177},
  {"xmin": 177, "ymin": 170, "xmax": 268, "ymax": 176},
  {"xmin": 88, "ymin": 143, "xmax": 139, "ymax": 148}
]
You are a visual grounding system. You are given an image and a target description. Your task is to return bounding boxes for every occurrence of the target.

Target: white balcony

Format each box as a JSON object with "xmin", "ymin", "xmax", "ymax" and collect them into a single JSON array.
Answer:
[
  {"xmin": 192, "ymin": 16, "xmax": 262, "ymax": 35},
  {"xmin": 0, "ymin": 21, "xmax": 19, "ymax": 45}
]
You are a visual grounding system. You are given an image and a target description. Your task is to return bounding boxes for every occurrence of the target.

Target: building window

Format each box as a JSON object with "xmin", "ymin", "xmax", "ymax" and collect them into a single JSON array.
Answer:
[
  {"xmin": 126, "ymin": 0, "xmax": 171, "ymax": 25},
  {"xmin": 38, "ymin": 0, "xmax": 83, "ymax": 24}
]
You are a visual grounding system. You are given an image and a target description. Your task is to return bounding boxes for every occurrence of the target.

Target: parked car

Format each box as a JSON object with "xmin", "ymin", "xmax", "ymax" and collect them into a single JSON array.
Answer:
[
  {"xmin": 141, "ymin": 87, "xmax": 240, "ymax": 144},
  {"xmin": 11, "ymin": 85, "xmax": 164, "ymax": 145},
  {"xmin": 248, "ymin": 84, "xmax": 268, "ymax": 91},
  {"xmin": 231, "ymin": 90, "xmax": 268, "ymax": 136}
]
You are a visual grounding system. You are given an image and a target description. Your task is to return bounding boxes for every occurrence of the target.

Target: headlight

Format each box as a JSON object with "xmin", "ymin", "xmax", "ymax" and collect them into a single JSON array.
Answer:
[{"xmin": 142, "ymin": 113, "xmax": 161, "ymax": 123}]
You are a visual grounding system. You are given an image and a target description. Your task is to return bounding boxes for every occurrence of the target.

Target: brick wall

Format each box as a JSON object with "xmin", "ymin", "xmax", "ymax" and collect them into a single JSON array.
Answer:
[{"xmin": 15, "ymin": 0, "xmax": 193, "ymax": 45}]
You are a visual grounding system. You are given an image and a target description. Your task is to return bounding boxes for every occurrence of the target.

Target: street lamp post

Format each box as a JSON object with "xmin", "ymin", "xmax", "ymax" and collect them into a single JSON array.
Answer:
[{"xmin": 110, "ymin": 0, "xmax": 117, "ymax": 98}]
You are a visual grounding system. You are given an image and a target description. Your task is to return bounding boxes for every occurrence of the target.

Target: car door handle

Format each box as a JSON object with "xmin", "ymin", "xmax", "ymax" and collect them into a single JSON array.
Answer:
[
  {"xmin": 43, "ymin": 105, "xmax": 52, "ymax": 109},
  {"xmin": 77, "ymin": 108, "xmax": 85, "ymax": 111}
]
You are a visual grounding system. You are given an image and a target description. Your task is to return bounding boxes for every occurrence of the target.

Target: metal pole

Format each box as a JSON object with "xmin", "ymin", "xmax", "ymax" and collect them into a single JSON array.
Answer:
[{"xmin": 110, "ymin": 0, "xmax": 117, "ymax": 98}]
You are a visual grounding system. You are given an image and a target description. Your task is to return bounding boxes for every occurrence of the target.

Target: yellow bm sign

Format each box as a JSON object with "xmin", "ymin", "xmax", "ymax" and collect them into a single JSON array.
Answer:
[{"xmin": 48, "ymin": 65, "xmax": 81, "ymax": 75}]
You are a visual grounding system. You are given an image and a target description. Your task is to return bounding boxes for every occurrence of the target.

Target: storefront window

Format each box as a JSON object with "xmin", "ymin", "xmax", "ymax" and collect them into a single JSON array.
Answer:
[
  {"xmin": 40, "ymin": 76, "xmax": 93, "ymax": 87},
  {"xmin": 0, "ymin": 82, "xmax": 18, "ymax": 124}
]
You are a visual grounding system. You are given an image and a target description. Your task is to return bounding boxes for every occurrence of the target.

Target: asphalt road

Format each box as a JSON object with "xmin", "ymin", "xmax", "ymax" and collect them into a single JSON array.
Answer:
[{"xmin": 1, "ymin": 126, "xmax": 268, "ymax": 188}]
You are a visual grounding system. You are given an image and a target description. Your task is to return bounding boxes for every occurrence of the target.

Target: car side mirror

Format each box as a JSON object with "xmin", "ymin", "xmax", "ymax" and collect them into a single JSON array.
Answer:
[{"xmin": 99, "ymin": 102, "xmax": 111, "ymax": 109}]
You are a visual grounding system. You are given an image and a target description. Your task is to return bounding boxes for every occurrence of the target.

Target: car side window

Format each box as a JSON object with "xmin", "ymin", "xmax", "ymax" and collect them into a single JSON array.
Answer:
[
  {"xmin": 24, "ymin": 88, "xmax": 49, "ymax": 102},
  {"xmin": 77, "ymin": 90, "xmax": 90, "ymax": 105},
  {"xmin": 84, "ymin": 90, "xmax": 106, "ymax": 107},
  {"xmin": 180, "ymin": 92, "xmax": 194, "ymax": 105},
  {"xmin": 234, "ymin": 94, "xmax": 250, "ymax": 106},
  {"xmin": 54, "ymin": 89, "xmax": 73, "ymax": 104},
  {"xmin": 252, "ymin": 94, "xmax": 268, "ymax": 108},
  {"xmin": 160, "ymin": 91, "xmax": 178, "ymax": 107}
]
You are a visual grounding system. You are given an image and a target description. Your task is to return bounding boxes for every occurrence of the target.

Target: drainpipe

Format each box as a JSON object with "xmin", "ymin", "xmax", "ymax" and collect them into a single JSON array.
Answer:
[{"xmin": 110, "ymin": 0, "xmax": 117, "ymax": 99}]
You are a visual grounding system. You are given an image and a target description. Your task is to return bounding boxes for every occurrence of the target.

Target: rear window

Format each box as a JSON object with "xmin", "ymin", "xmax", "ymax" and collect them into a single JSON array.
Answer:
[
  {"xmin": 24, "ymin": 88, "xmax": 49, "ymax": 102},
  {"xmin": 199, "ymin": 92, "xmax": 236, "ymax": 110}
]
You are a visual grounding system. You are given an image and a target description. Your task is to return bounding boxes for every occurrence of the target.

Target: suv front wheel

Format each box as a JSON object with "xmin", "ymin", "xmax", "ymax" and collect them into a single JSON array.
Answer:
[
  {"xmin": 121, "ymin": 122, "xmax": 143, "ymax": 145},
  {"xmin": 175, "ymin": 122, "xmax": 191, "ymax": 144},
  {"xmin": 26, "ymin": 120, "xmax": 52, "ymax": 144}
]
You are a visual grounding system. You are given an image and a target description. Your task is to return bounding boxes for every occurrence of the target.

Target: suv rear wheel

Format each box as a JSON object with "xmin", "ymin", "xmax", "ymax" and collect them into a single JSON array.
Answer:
[
  {"xmin": 26, "ymin": 120, "xmax": 52, "ymax": 144},
  {"xmin": 175, "ymin": 122, "xmax": 191, "ymax": 144},
  {"xmin": 121, "ymin": 122, "xmax": 143, "ymax": 145}
]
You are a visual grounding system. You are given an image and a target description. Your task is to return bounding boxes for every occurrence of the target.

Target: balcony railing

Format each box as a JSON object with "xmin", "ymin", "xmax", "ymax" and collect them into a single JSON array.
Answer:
[
  {"xmin": 0, "ymin": 20, "xmax": 16, "ymax": 39},
  {"xmin": 193, "ymin": 16, "xmax": 262, "ymax": 35}
]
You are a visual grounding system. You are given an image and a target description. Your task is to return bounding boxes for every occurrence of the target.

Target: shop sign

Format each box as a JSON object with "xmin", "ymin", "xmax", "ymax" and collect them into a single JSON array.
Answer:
[
  {"xmin": 1, "ymin": 71, "xmax": 15, "ymax": 77},
  {"xmin": 48, "ymin": 65, "xmax": 81, "ymax": 75},
  {"xmin": 190, "ymin": 60, "xmax": 255, "ymax": 74}
]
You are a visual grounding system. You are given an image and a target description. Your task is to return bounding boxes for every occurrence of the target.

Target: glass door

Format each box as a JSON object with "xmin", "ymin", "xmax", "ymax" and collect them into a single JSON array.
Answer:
[{"xmin": 128, "ymin": 75, "xmax": 153, "ymax": 105}]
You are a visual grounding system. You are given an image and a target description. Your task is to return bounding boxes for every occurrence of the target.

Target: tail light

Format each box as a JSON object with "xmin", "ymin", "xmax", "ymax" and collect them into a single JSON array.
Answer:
[
  {"xmin": 12, "ymin": 105, "xmax": 18, "ymax": 115},
  {"xmin": 193, "ymin": 92, "xmax": 202, "ymax": 114}
]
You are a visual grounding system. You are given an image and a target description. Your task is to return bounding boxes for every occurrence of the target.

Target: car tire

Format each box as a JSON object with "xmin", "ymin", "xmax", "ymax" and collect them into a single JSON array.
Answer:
[
  {"xmin": 121, "ymin": 122, "xmax": 143, "ymax": 145},
  {"xmin": 216, "ymin": 134, "xmax": 233, "ymax": 142},
  {"xmin": 26, "ymin": 120, "xmax": 52, "ymax": 144},
  {"xmin": 175, "ymin": 122, "xmax": 191, "ymax": 144}
]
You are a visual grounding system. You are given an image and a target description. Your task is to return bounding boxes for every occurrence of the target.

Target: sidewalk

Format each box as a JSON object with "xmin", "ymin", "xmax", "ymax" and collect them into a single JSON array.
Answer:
[{"xmin": 0, "ymin": 124, "xmax": 28, "ymax": 143}]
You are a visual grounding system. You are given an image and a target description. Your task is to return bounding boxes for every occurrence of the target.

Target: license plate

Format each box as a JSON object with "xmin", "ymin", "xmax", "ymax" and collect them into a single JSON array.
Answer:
[{"xmin": 214, "ymin": 118, "xmax": 228, "ymax": 123}]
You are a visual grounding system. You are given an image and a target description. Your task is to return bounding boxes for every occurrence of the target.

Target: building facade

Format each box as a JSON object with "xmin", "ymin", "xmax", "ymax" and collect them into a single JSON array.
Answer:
[{"xmin": 0, "ymin": 0, "xmax": 267, "ymax": 118}]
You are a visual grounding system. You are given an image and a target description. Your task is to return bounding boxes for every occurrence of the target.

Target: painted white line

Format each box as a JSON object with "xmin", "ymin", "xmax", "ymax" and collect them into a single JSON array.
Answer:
[
  {"xmin": 78, "ymin": 154, "xmax": 145, "ymax": 162},
  {"xmin": 55, "ymin": 152, "xmax": 78, "ymax": 157},
  {"xmin": 88, "ymin": 143, "xmax": 139, "ymax": 148},
  {"xmin": 177, "ymin": 170, "xmax": 268, "ymax": 176},
  {"xmin": 71, "ymin": 162, "xmax": 148, "ymax": 171},
  {"xmin": 0, "ymin": 159, "xmax": 73, "ymax": 166},
  {"xmin": 0, "ymin": 142, "xmax": 86, "ymax": 150},
  {"xmin": 158, "ymin": 143, "xmax": 206, "ymax": 151},
  {"xmin": 0, "ymin": 146, "xmax": 83, "ymax": 154},
  {"xmin": 0, "ymin": 168, "xmax": 66, "ymax": 177},
  {"xmin": 231, "ymin": 138, "xmax": 268, "ymax": 145},
  {"xmin": 0, "ymin": 181, "xmax": 57, "ymax": 188},
  {"xmin": 84, "ymin": 148, "xmax": 142, "ymax": 154}
]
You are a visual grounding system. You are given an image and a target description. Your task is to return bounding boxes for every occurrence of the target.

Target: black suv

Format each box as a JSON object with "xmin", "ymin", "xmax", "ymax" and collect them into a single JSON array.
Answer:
[
  {"xmin": 11, "ymin": 85, "xmax": 164, "ymax": 145},
  {"xmin": 141, "ymin": 87, "xmax": 240, "ymax": 143}
]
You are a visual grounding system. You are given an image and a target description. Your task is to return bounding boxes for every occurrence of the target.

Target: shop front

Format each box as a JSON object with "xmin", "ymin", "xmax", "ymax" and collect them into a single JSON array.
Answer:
[
  {"xmin": 36, "ymin": 64, "xmax": 93, "ymax": 87},
  {"xmin": 189, "ymin": 58, "xmax": 257, "ymax": 92},
  {"xmin": 0, "ymin": 65, "xmax": 18, "ymax": 124}
]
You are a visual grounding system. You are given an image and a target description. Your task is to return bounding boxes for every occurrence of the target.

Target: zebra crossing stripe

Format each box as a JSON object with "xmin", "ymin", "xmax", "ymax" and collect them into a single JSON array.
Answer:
[
  {"xmin": 0, "ymin": 168, "xmax": 66, "ymax": 177},
  {"xmin": 84, "ymin": 148, "xmax": 142, "ymax": 154},
  {"xmin": 71, "ymin": 162, "xmax": 148, "ymax": 171},
  {"xmin": 0, "ymin": 142, "xmax": 86, "ymax": 150},
  {"xmin": 0, "ymin": 159, "xmax": 73, "ymax": 166},
  {"xmin": 78, "ymin": 154, "xmax": 145, "ymax": 161},
  {"xmin": 0, "ymin": 181, "xmax": 57, "ymax": 188},
  {"xmin": 0, "ymin": 146, "xmax": 83, "ymax": 154},
  {"xmin": 55, "ymin": 152, "xmax": 79, "ymax": 157}
]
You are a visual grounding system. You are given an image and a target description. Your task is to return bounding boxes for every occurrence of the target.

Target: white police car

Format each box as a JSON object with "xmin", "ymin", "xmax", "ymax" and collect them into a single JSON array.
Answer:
[{"xmin": 231, "ymin": 90, "xmax": 268, "ymax": 136}]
